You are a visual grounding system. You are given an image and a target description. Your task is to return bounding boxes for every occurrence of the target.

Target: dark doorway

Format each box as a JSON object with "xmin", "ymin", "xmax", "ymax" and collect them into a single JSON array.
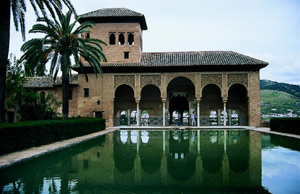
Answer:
[
  {"xmin": 169, "ymin": 95, "xmax": 189, "ymax": 125},
  {"xmin": 227, "ymin": 84, "xmax": 248, "ymax": 125}
]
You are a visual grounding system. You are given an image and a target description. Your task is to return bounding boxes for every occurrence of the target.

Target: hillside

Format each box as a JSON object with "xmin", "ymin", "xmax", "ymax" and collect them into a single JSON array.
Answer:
[
  {"xmin": 260, "ymin": 80, "xmax": 300, "ymax": 98},
  {"xmin": 260, "ymin": 89, "xmax": 300, "ymax": 117}
]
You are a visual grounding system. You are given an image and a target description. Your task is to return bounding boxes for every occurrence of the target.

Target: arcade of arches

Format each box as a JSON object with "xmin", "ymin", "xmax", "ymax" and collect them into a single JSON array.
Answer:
[{"xmin": 113, "ymin": 72, "xmax": 259, "ymax": 127}]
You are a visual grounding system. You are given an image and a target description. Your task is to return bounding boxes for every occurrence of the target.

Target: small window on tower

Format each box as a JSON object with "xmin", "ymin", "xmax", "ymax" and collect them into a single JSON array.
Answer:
[
  {"xmin": 119, "ymin": 33, "xmax": 125, "ymax": 45},
  {"xmin": 124, "ymin": 52, "xmax": 130, "ymax": 59},
  {"xmin": 84, "ymin": 88, "xmax": 89, "ymax": 97},
  {"xmin": 86, "ymin": 33, "xmax": 90, "ymax": 39},
  {"xmin": 128, "ymin": 33, "xmax": 134, "ymax": 45},
  {"xmin": 109, "ymin": 33, "xmax": 116, "ymax": 45}
]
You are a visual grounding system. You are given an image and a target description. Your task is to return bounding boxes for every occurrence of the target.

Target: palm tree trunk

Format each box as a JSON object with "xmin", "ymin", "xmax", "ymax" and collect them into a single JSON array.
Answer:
[
  {"xmin": 0, "ymin": 1, "xmax": 10, "ymax": 123},
  {"xmin": 62, "ymin": 70, "xmax": 69, "ymax": 119}
]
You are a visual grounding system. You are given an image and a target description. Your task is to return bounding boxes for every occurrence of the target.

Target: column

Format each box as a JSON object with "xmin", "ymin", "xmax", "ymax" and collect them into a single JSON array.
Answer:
[
  {"xmin": 223, "ymin": 100, "xmax": 227, "ymax": 126},
  {"xmin": 127, "ymin": 109, "xmax": 131, "ymax": 126},
  {"xmin": 162, "ymin": 99, "xmax": 166, "ymax": 127},
  {"xmin": 136, "ymin": 100, "xmax": 140, "ymax": 126},
  {"xmin": 197, "ymin": 99, "xmax": 200, "ymax": 127}
]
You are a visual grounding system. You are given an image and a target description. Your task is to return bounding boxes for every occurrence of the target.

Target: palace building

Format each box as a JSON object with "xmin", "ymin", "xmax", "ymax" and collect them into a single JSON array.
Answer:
[{"xmin": 24, "ymin": 8, "xmax": 268, "ymax": 127}]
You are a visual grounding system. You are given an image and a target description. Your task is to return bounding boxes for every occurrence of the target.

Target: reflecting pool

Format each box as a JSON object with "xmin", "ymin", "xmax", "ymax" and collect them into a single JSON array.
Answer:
[{"xmin": 0, "ymin": 129, "xmax": 300, "ymax": 193}]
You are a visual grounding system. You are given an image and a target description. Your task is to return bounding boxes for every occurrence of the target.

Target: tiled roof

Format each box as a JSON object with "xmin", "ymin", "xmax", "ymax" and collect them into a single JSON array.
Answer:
[
  {"xmin": 54, "ymin": 75, "xmax": 79, "ymax": 85},
  {"xmin": 24, "ymin": 75, "xmax": 78, "ymax": 88},
  {"xmin": 95, "ymin": 51, "xmax": 268, "ymax": 67},
  {"xmin": 141, "ymin": 51, "xmax": 268, "ymax": 66},
  {"xmin": 24, "ymin": 76, "xmax": 53, "ymax": 88},
  {"xmin": 79, "ymin": 8, "xmax": 147, "ymax": 30},
  {"xmin": 80, "ymin": 8, "xmax": 144, "ymax": 18}
]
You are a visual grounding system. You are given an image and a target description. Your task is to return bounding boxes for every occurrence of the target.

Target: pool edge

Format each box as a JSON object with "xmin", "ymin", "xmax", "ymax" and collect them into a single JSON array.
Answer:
[{"xmin": 0, "ymin": 127, "xmax": 119, "ymax": 171}]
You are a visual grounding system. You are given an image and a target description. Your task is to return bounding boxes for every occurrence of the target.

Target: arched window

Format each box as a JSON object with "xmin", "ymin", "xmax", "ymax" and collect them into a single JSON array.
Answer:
[
  {"xmin": 86, "ymin": 33, "xmax": 90, "ymax": 39},
  {"xmin": 231, "ymin": 110, "xmax": 239, "ymax": 125},
  {"xmin": 130, "ymin": 110, "xmax": 137, "ymax": 125},
  {"xmin": 128, "ymin": 33, "xmax": 134, "ymax": 45},
  {"xmin": 118, "ymin": 33, "xmax": 125, "ymax": 45},
  {"xmin": 120, "ymin": 110, "xmax": 128, "ymax": 125},
  {"xmin": 209, "ymin": 110, "xmax": 218, "ymax": 125},
  {"xmin": 172, "ymin": 110, "xmax": 179, "ymax": 125},
  {"xmin": 183, "ymin": 110, "xmax": 189, "ymax": 124},
  {"xmin": 109, "ymin": 33, "xmax": 115, "ymax": 45},
  {"xmin": 141, "ymin": 110, "xmax": 149, "ymax": 126}
]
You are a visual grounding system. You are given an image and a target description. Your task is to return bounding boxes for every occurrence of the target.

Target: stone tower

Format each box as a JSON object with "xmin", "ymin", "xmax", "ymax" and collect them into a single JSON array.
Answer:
[{"xmin": 79, "ymin": 8, "xmax": 148, "ymax": 63}]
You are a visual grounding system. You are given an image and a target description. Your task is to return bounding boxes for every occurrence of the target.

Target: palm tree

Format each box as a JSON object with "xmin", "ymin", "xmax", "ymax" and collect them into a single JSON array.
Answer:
[
  {"xmin": 0, "ymin": 0, "xmax": 75, "ymax": 122},
  {"xmin": 21, "ymin": 9, "xmax": 107, "ymax": 119}
]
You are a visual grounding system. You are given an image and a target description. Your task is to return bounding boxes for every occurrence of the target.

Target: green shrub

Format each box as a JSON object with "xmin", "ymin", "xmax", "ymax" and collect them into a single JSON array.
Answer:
[
  {"xmin": 18, "ymin": 90, "xmax": 61, "ymax": 121},
  {"xmin": 270, "ymin": 118, "xmax": 300, "ymax": 135},
  {"xmin": 0, "ymin": 118, "xmax": 105, "ymax": 155}
]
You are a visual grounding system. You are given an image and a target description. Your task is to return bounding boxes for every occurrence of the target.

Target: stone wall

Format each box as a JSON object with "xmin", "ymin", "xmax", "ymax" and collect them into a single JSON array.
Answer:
[
  {"xmin": 38, "ymin": 71, "xmax": 261, "ymax": 127},
  {"xmin": 83, "ymin": 23, "xmax": 142, "ymax": 63},
  {"xmin": 248, "ymin": 71, "xmax": 261, "ymax": 127}
]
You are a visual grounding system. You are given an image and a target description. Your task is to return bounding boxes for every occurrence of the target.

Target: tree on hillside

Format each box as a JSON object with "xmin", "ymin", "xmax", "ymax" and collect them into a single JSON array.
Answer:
[
  {"xmin": 21, "ymin": 9, "xmax": 106, "ymax": 119},
  {"xmin": 0, "ymin": 0, "xmax": 75, "ymax": 122}
]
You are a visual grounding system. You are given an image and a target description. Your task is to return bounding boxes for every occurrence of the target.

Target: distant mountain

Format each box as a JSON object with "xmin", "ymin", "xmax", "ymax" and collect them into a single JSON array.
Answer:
[
  {"xmin": 260, "ymin": 90, "xmax": 300, "ymax": 116},
  {"xmin": 260, "ymin": 80, "xmax": 300, "ymax": 98}
]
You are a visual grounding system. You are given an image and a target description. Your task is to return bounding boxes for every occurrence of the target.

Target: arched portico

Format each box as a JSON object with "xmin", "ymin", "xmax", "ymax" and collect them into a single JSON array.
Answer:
[
  {"xmin": 114, "ymin": 84, "xmax": 136, "ymax": 126},
  {"xmin": 140, "ymin": 84, "xmax": 162, "ymax": 126},
  {"xmin": 110, "ymin": 72, "xmax": 256, "ymax": 127},
  {"xmin": 200, "ymin": 84, "xmax": 223, "ymax": 126},
  {"xmin": 227, "ymin": 84, "xmax": 248, "ymax": 125},
  {"xmin": 167, "ymin": 77, "xmax": 195, "ymax": 126}
]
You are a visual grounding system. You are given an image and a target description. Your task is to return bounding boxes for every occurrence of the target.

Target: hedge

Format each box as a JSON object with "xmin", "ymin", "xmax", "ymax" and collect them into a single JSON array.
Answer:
[
  {"xmin": 270, "ymin": 118, "xmax": 300, "ymax": 135},
  {"xmin": 0, "ymin": 118, "xmax": 105, "ymax": 155}
]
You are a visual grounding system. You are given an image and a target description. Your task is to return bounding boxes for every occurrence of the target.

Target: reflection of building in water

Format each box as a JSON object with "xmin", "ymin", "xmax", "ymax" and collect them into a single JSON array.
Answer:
[{"xmin": 71, "ymin": 130, "xmax": 261, "ymax": 187}]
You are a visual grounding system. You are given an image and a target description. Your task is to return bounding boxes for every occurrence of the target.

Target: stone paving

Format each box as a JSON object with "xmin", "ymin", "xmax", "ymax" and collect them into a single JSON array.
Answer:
[
  {"xmin": 0, "ymin": 126, "xmax": 299, "ymax": 171},
  {"xmin": 250, "ymin": 127, "xmax": 300, "ymax": 139}
]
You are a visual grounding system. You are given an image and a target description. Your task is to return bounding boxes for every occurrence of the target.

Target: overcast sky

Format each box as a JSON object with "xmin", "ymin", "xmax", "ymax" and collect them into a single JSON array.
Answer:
[{"xmin": 9, "ymin": 0, "xmax": 300, "ymax": 85}]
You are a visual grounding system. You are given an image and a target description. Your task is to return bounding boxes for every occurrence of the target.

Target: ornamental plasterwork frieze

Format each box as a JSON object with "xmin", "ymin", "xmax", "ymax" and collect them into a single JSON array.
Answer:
[
  {"xmin": 114, "ymin": 75, "xmax": 135, "ymax": 89},
  {"xmin": 140, "ymin": 75, "xmax": 161, "ymax": 89},
  {"xmin": 201, "ymin": 74, "xmax": 222, "ymax": 89},
  {"xmin": 227, "ymin": 74, "xmax": 248, "ymax": 88}
]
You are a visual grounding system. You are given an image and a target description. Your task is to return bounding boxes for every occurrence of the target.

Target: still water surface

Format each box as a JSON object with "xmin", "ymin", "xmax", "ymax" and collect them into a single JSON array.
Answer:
[{"xmin": 0, "ymin": 129, "xmax": 300, "ymax": 193}]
